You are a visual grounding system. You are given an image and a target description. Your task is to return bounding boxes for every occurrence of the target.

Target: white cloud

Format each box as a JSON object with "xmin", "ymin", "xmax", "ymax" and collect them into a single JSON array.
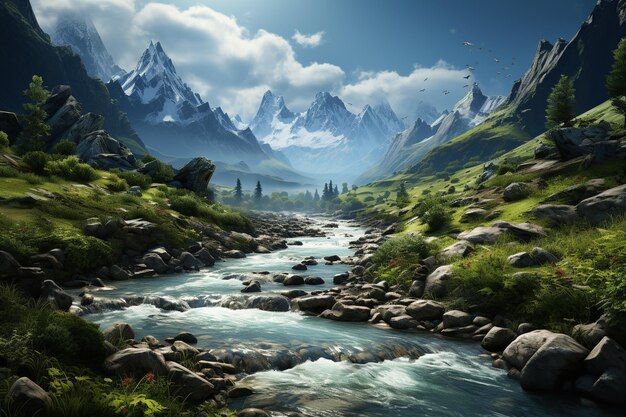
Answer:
[
  {"xmin": 292, "ymin": 30, "xmax": 325, "ymax": 48},
  {"xmin": 338, "ymin": 61, "xmax": 473, "ymax": 118}
]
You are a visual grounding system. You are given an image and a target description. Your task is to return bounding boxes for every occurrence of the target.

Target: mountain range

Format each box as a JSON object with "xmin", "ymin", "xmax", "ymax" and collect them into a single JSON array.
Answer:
[
  {"xmin": 249, "ymin": 90, "xmax": 406, "ymax": 181},
  {"xmin": 358, "ymin": 83, "xmax": 505, "ymax": 183}
]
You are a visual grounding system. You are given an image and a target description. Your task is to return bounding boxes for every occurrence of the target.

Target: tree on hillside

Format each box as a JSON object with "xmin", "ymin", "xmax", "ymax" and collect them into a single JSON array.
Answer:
[
  {"xmin": 234, "ymin": 178, "xmax": 243, "ymax": 204},
  {"xmin": 334, "ymin": 185, "xmax": 339, "ymax": 197},
  {"xmin": 607, "ymin": 37, "xmax": 626, "ymax": 127},
  {"xmin": 254, "ymin": 181, "xmax": 263, "ymax": 204},
  {"xmin": 545, "ymin": 74, "xmax": 576, "ymax": 129},
  {"xmin": 396, "ymin": 181, "xmax": 410, "ymax": 206},
  {"xmin": 313, "ymin": 189, "xmax": 320, "ymax": 202},
  {"xmin": 341, "ymin": 182, "xmax": 349, "ymax": 194},
  {"xmin": 322, "ymin": 183, "xmax": 329, "ymax": 200},
  {"xmin": 18, "ymin": 75, "xmax": 50, "ymax": 153}
]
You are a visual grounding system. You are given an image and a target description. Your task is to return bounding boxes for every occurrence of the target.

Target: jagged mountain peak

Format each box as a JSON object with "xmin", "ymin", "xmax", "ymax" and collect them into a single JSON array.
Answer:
[
  {"xmin": 452, "ymin": 83, "xmax": 488, "ymax": 118},
  {"xmin": 51, "ymin": 12, "xmax": 124, "ymax": 82}
]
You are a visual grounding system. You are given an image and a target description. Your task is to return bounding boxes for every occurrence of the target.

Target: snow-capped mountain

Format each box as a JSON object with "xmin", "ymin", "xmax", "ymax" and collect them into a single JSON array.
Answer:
[
  {"xmin": 249, "ymin": 91, "xmax": 405, "ymax": 180},
  {"xmin": 51, "ymin": 12, "xmax": 124, "ymax": 82},
  {"xmin": 116, "ymin": 41, "xmax": 203, "ymax": 123},
  {"xmin": 357, "ymin": 84, "xmax": 504, "ymax": 183},
  {"xmin": 105, "ymin": 41, "xmax": 311, "ymax": 189},
  {"xmin": 414, "ymin": 102, "xmax": 441, "ymax": 125}
]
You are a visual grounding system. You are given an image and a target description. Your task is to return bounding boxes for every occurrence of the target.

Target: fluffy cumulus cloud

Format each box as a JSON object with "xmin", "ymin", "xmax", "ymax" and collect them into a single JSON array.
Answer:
[
  {"xmin": 31, "ymin": 1, "xmax": 470, "ymax": 120},
  {"xmin": 292, "ymin": 30, "xmax": 325, "ymax": 48},
  {"xmin": 339, "ymin": 61, "xmax": 472, "ymax": 118}
]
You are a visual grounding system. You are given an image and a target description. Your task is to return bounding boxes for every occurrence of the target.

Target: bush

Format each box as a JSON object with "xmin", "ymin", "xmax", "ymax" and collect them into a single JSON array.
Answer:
[
  {"xmin": 0, "ymin": 131, "xmax": 9, "ymax": 149},
  {"xmin": 46, "ymin": 156, "xmax": 98, "ymax": 182},
  {"xmin": 113, "ymin": 170, "xmax": 151, "ymax": 189},
  {"xmin": 107, "ymin": 175, "xmax": 129, "ymax": 192},
  {"xmin": 52, "ymin": 139, "xmax": 77, "ymax": 156},
  {"xmin": 153, "ymin": 161, "xmax": 175, "ymax": 183},
  {"xmin": 22, "ymin": 150, "xmax": 49, "ymax": 175},
  {"xmin": 414, "ymin": 194, "xmax": 451, "ymax": 231},
  {"xmin": 141, "ymin": 153, "xmax": 157, "ymax": 163},
  {"xmin": 0, "ymin": 165, "xmax": 17, "ymax": 177},
  {"xmin": 170, "ymin": 195, "xmax": 201, "ymax": 216},
  {"xmin": 496, "ymin": 162, "xmax": 517, "ymax": 175}
]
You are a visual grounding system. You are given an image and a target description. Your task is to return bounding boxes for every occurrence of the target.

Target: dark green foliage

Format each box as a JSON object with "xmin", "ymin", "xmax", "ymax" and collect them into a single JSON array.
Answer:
[
  {"xmin": 396, "ymin": 181, "xmax": 410, "ymax": 206},
  {"xmin": 546, "ymin": 74, "xmax": 576, "ymax": 128},
  {"xmin": 152, "ymin": 161, "xmax": 174, "ymax": 183},
  {"xmin": 112, "ymin": 169, "xmax": 151, "ymax": 189},
  {"xmin": 496, "ymin": 161, "xmax": 517, "ymax": 175},
  {"xmin": 52, "ymin": 139, "xmax": 77, "ymax": 156},
  {"xmin": 17, "ymin": 75, "xmax": 50, "ymax": 153},
  {"xmin": 21, "ymin": 150, "xmax": 49, "ymax": 174},
  {"xmin": 107, "ymin": 176, "xmax": 129, "ymax": 192},
  {"xmin": 0, "ymin": 131, "xmax": 8, "ymax": 149},
  {"xmin": 170, "ymin": 195, "xmax": 202, "ymax": 216},
  {"xmin": 140, "ymin": 153, "xmax": 157, "ymax": 163},
  {"xmin": 234, "ymin": 178, "xmax": 243, "ymax": 204},
  {"xmin": 607, "ymin": 37, "xmax": 626, "ymax": 127},
  {"xmin": 46, "ymin": 156, "xmax": 98, "ymax": 182},
  {"xmin": 413, "ymin": 194, "xmax": 451, "ymax": 231},
  {"xmin": 254, "ymin": 180, "xmax": 263, "ymax": 204},
  {"xmin": 0, "ymin": 165, "xmax": 17, "ymax": 177},
  {"xmin": 372, "ymin": 234, "xmax": 436, "ymax": 268}
]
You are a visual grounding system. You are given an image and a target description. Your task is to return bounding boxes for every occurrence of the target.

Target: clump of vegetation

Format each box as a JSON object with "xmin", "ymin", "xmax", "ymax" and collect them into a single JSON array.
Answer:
[
  {"xmin": 107, "ymin": 175, "xmax": 130, "ymax": 192},
  {"xmin": 169, "ymin": 191, "xmax": 253, "ymax": 233},
  {"xmin": 546, "ymin": 74, "xmax": 576, "ymax": 129},
  {"xmin": 113, "ymin": 169, "xmax": 152, "ymax": 189},
  {"xmin": 46, "ymin": 156, "xmax": 99, "ymax": 182},
  {"xmin": 140, "ymin": 154, "xmax": 175, "ymax": 183},
  {"xmin": 17, "ymin": 75, "xmax": 50, "ymax": 153},
  {"xmin": 0, "ymin": 131, "xmax": 9, "ymax": 149},
  {"xmin": 21, "ymin": 150, "xmax": 49, "ymax": 174},
  {"xmin": 607, "ymin": 37, "xmax": 626, "ymax": 127},
  {"xmin": 413, "ymin": 194, "xmax": 452, "ymax": 231},
  {"xmin": 53, "ymin": 139, "xmax": 77, "ymax": 156}
]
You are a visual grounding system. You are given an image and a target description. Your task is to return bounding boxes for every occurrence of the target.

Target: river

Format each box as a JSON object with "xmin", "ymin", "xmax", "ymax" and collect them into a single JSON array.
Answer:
[{"xmin": 81, "ymin": 216, "xmax": 618, "ymax": 417}]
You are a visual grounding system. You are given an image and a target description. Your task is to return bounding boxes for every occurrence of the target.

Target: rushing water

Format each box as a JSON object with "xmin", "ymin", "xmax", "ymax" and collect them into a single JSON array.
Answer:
[{"xmin": 82, "ymin": 216, "xmax": 618, "ymax": 417}]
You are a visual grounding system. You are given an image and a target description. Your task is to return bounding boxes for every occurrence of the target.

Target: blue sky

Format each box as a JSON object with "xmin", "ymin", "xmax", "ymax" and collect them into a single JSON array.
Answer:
[{"xmin": 33, "ymin": 0, "xmax": 597, "ymax": 119}]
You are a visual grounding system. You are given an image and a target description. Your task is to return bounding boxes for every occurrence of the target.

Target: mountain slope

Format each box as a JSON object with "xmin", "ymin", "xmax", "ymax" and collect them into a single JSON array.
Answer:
[
  {"xmin": 404, "ymin": 0, "xmax": 626, "ymax": 178},
  {"xmin": 51, "ymin": 12, "xmax": 124, "ymax": 82},
  {"xmin": 250, "ymin": 91, "xmax": 405, "ymax": 181},
  {"xmin": 358, "ymin": 84, "xmax": 504, "ymax": 183},
  {"xmin": 0, "ymin": 0, "xmax": 145, "ymax": 153}
]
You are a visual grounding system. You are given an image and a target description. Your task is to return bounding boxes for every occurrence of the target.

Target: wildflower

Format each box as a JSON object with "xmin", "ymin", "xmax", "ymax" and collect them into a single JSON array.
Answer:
[
  {"xmin": 465, "ymin": 261, "xmax": 472, "ymax": 269},
  {"xmin": 122, "ymin": 376, "xmax": 131, "ymax": 387},
  {"xmin": 555, "ymin": 267, "xmax": 566, "ymax": 277},
  {"xmin": 145, "ymin": 372, "xmax": 155, "ymax": 382}
]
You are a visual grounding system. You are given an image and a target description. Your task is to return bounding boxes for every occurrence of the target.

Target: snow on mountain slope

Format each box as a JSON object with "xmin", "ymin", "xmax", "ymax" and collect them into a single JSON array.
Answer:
[
  {"xmin": 51, "ymin": 12, "xmax": 124, "ymax": 82},
  {"xmin": 249, "ymin": 91, "xmax": 405, "ymax": 179}
]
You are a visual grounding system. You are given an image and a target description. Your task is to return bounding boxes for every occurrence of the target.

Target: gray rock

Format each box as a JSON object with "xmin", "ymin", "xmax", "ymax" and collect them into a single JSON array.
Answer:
[
  {"xmin": 238, "ymin": 408, "xmax": 270, "ymax": 417},
  {"xmin": 324, "ymin": 255, "xmax": 341, "ymax": 262},
  {"xmin": 42, "ymin": 85, "xmax": 72, "ymax": 115},
  {"xmin": 292, "ymin": 263, "xmax": 307, "ymax": 271},
  {"xmin": 443, "ymin": 310, "xmax": 473, "ymax": 328},
  {"xmin": 441, "ymin": 324, "xmax": 478, "ymax": 338},
  {"xmin": 166, "ymin": 361, "xmax": 214, "ymax": 402},
  {"xmin": 241, "ymin": 281, "xmax": 261, "ymax": 293},
  {"xmin": 172, "ymin": 332, "xmax": 198, "ymax": 344},
  {"xmin": 482, "ymin": 327, "xmax": 518, "ymax": 352},
  {"xmin": 457, "ymin": 226, "xmax": 506, "ymax": 244},
  {"xmin": 573, "ymin": 318, "xmax": 609, "ymax": 348},
  {"xmin": 406, "ymin": 300, "xmax": 444, "ymax": 321},
  {"xmin": 293, "ymin": 294, "xmax": 335, "ymax": 312},
  {"xmin": 376, "ymin": 304, "xmax": 407, "ymax": 323},
  {"xmin": 142, "ymin": 253, "xmax": 169, "ymax": 274},
  {"xmin": 389, "ymin": 314, "xmax": 418, "ymax": 329},
  {"xmin": 333, "ymin": 273, "xmax": 349, "ymax": 284},
  {"xmin": 408, "ymin": 279, "xmax": 425, "ymax": 298},
  {"xmin": 534, "ymin": 143, "xmax": 559, "ymax": 159},
  {"xmin": 283, "ymin": 275, "xmax": 305, "ymax": 286},
  {"xmin": 517, "ymin": 323, "xmax": 536, "ymax": 335},
  {"xmin": 321, "ymin": 302, "xmax": 370, "ymax": 322},
  {"xmin": 46, "ymin": 95, "xmax": 81, "ymax": 137},
  {"xmin": 60, "ymin": 112, "xmax": 104, "ymax": 143},
  {"xmin": 531, "ymin": 204, "xmax": 579, "ymax": 225},
  {"xmin": 172, "ymin": 157, "xmax": 216, "ymax": 195},
  {"xmin": 438, "ymin": 240, "xmax": 473, "ymax": 260},
  {"xmin": 460, "ymin": 208, "xmax": 488, "ymax": 222},
  {"xmin": 149, "ymin": 247, "xmax": 171, "ymax": 262},
  {"xmin": 171, "ymin": 340, "xmax": 199, "ymax": 357},
  {"xmin": 40, "ymin": 280, "xmax": 73, "ymax": 311},
  {"xmin": 8, "ymin": 377, "xmax": 51, "ymax": 417},
  {"xmin": 76, "ymin": 130, "xmax": 137, "ymax": 170},
  {"xmin": 223, "ymin": 250, "xmax": 246, "ymax": 259},
  {"xmin": 585, "ymin": 336, "xmax": 626, "ymax": 375},
  {"xmin": 576, "ymin": 184, "xmax": 626, "ymax": 225},
  {"xmin": 424, "ymin": 265, "xmax": 454, "ymax": 297},
  {"xmin": 507, "ymin": 252, "xmax": 537, "ymax": 268},
  {"xmin": 589, "ymin": 368, "xmax": 626, "ymax": 404},
  {"xmin": 0, "ymin": 250, "xmax": 21, "ymax": 276},
  {"xmin": 478, "ymin": 161, "xmax": 498, "ymax": 183},
  {"xmin": 194, "ymin": 248, "xmax": 215, "ymax": 266},
  {"xmin": 247, "ymin": 295, "xmax": 291, "ymax": 312},
  {"xmin": 102, "ymin": 323, "xmax": 135, "ymax": 344},
  {"xmin": 110, "ymin": 264, "xmax": 130, "ymax": 281},
  {"xmin": 179, "ymin": 251, "xmax": 202, "ymax": 270},
  {"xmin": 530, "ymin": 247, "xmax": 558, "ymax": 265},
  {"xmin": 503, "ymin": 330, "xmax": 554, "ymax": 370},
  {"xmin": 104, "ymin": 348, "xmax": 168, "ymax": 376},
  {"xmin": 503, "ymin": 182, "xmax": 530, "ymax": 202}
]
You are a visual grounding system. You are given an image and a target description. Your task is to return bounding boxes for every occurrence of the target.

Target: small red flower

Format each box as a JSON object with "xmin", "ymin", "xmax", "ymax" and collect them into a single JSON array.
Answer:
[
  {"xmin": 145, "ymin": 372, "xmax": 155, "ymax": 382},
  {"xmin": 465, "ymin": 261, "xmax": 472, "ymax": 269},
  {"xmin": 555, "ymin": 267, "xmax": 566, "ymax": 277},
  {"xmin": 122, "ymin": 376, "xmax": 131, "ymax": 387}
]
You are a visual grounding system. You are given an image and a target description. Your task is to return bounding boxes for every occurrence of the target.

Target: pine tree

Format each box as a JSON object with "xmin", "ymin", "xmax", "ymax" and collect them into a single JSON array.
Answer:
[
  {"xmin": 328, "ymin": 180, "xmax": 334, "ymax": 198},
  {"xmin": 313, "ymin": 189, "xmax": 320, "ymax": 202},
  {"xmin": 322, "ymin": 183, "xmax": 329, "ymax": 200},
  {"xmin": 304, "ymin": 190, "xmax": 312, "ymax": 202},
  {"xmin": 545, "ymin": 74, "xmax": 576, "ymax": 129},
  {"xmin": 18, "ymin": 75, "xmax": 50, "ymax": 153},
  {"xmin": 334, "ymin": 185, "xmax": 339, "ymax": 197},
  {"xmin": 234, "ymin": 178, "xmax": 243, "ymax": 204},
  {"xmin": 254, "ymin": 181, "xmax": 263, "ymax": 204},
  {"xmin": 341, "ymin": 182, "xmax": 349, "ymax": 194},
  {"xmin": 397, "ymin": 182, "xmax": 410, "ymax": 206},
  {"xmin": 607, "ymin": 37, "xmax": 626, "ymax": 128}
]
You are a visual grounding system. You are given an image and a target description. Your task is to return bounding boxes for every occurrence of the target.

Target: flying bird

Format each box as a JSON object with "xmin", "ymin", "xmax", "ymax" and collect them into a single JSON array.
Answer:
[
  {"xmin": 423, "ymin": 77, "xmax": 429, "ymax": 81},
  {"xmin": 419, "ymin": 88, "xmax": 426, "ymax": 92},
  {"xmin": 494, "ymin": 58, "xmax": 500, "ymax": 63},
  {"xmin": 467, "ymin": 66, "xmax": 475, "ymax": 71},
  {"xmin": 463, "ymin": 84, "xmax": 469, "ymax": 88},
  {"xmin": 463, "ymin": 74, "xmax": 471, "ymax": 79},
  {"xmin": 462, "ymin": 41, "xmax": 474, "ymax": 46},
  {"xmin": 347, "ymin": 102, "xmax": 353, "ymax": 106}
]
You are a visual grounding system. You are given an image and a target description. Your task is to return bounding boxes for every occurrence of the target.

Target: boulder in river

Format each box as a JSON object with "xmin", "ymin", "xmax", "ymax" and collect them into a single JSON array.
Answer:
[
  {"xmin": 482, "ymin": 327, "xmax": 518, "ymax": 352},
  {"xmin": 104, "ymin": 348, "xmax": 168, "ymax": 376},
  {"xmin": 247, "ymin": 294, "xmax": 291, "ymax": 312},
  {"xmin": 40, "ymin": 279, "xmax": 73, "ymax": 311},
  {"xmin": 406, "ymin": 300, "xmax": 444, "ymax": 321},
  {"xmin": 102, "ymin": 323, "xmax": 135, "ymax": 344},
  {"xmin": 167, "ymin": 361, "xmax": 214, "ymax": 402},
  {"xmin": 320, "ymin": 302, "xmax": 370, "ymax": 322}
]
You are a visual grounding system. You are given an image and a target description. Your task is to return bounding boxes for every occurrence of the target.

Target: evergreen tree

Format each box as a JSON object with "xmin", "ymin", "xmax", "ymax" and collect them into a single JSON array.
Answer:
[
  {"xmin": 313, "ymin": 189, "xmax": 320, "ymax": 202},
  {"xmin": 397, "ymin": 181, "xmax": 410, "ymax": 206},
  {"xmin": 334, "ymin": 185, "xmax": 339, "ymax": 197},
  {"xmin": 18, "ymin": 75, "xmax": 50, "ymax": 153},
  {"xmin": 322, "ymin": 183, "xmax": 329, "ymax": 200},
  {"xmin": 234, "ymin": 178, "xmax": 243, "ymax": 204},
  {"xmin": 545, "ymin": 74, "xmax": 576, "ymax": 129},
  {"xmin": 254, "ymin": 181, "xmax": 263, "ymax": 205},
  {"xmin": 341, "ymin": 182, "xmax": 349, "ymax": 194},
  {"xmin": 304, "ymin": 190, "xmax": 312, "ymax": 202},
  {"xmin": 607, "ymin": 37, "xmax": 626, "ymax": 127},
  {"xmin": 328, "ymin": 180, "xmax": 334, "ymax": 197}
]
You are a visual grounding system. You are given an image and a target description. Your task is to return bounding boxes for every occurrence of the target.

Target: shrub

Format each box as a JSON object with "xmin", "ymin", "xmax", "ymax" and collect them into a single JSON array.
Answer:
[
  {"xmin": 496, "ymin": 162, "xmax": 517, "ymax": 175},
  {"xmin": 170, "ymin": 195, "xmax": 200, "ymax": 216},
  {"xmin": 113, "ymin": 170, "xmax": 151, "ymax": 189},
  {"xmin": 153, "ymin": 161, "xmax": 174, "ymax": 183},
  {"xmin": 372, "ymin": 234, "xmax": 436, "ymax": 270},
  {"xmin": 0, "ymin": 131, "xmax": 9, "ymax": 149},
  {"xmin": 52, "ymin": 139, "xmax": 77, "ymax": 156},
  {"xmin": 46, "ymin": 156, "xmax": 98, "ymax": 182},
  {"xmin": 414, "ymin": 194, "xmax": 451, "ymax": 231},
  {"xmin": 141, "ymin": 153, "xmax": 157, "ymax": 163},
  {"xmin": 22, "ymin": 150, "xmax": 49, "ymax": 175},
  {"xmin": 107, "ymin": 175, "xmax": 129, "ymax": 192},
  {"xmin": 18, "ymin": 172, "xmax": 44, "ymax": 185},
  {"xmin": 0, "ymin": 165, "xmax": 17, "ymax": 177}
]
